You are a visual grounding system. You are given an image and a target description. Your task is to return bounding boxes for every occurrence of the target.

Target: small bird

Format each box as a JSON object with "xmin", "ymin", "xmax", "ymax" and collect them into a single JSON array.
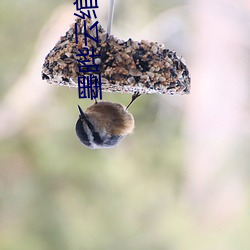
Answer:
[{"xmin": 75, "ymin": 92, "xmax": 140, "ymax": 149}]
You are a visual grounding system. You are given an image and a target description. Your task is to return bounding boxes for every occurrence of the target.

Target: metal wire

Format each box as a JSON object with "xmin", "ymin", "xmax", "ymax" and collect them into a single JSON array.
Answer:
[{"xmin": 107, "ymin": 0, "xmax": 115, "ymax": 34}]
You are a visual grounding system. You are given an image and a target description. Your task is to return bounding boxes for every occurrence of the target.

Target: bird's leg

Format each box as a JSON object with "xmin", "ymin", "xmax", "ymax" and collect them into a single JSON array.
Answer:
[{"xmin": 126, "ymin": 91, "xmax": 141, "ymax": 110}]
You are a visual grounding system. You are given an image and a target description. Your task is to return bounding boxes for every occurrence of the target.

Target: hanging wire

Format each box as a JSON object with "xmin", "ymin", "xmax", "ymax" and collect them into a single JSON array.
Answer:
[{"xmin": 107, "ymin": 0, "xmax": 115, "ymax": 34}]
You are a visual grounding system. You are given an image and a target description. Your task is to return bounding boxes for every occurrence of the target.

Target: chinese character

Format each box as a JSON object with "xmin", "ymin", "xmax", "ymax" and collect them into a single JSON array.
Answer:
[
  {"xmin": 74, "ymin": 10, "xmax": 97, "ymax": 19},
  {"xmin": 78, "ymin": 74, "xmax": 102, "ymax": 99},
  {"xmin": 83, "ymin": 20, "xmax": 99, "ymax": 45},
  {"xmin": 75, "ymin": 20, "xmax": 99, "ymax": 46},
  {"xmin": 74, "ymin": 0, "xmax": 98, "ymax": 11},
  {"xmin": 76, "ymin": 47, "xmax": 100, "ymax": 73}
]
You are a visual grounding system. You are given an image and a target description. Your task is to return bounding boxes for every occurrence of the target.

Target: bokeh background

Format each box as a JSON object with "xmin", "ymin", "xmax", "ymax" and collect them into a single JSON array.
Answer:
[{"xmin": 1, "ymin": 0, "xmax": 250, "ymax": 249}]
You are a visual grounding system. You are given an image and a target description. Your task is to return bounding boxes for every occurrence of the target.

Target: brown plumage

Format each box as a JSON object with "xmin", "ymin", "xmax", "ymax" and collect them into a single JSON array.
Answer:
[{"xmin": 85, "ymin": 101, "xmax": 134, "ymax": 136}]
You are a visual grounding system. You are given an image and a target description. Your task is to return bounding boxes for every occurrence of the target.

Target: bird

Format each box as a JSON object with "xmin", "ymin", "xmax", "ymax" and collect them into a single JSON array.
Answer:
[{"xmin": 75, "ymin": 92, "xmax": 140, "ymax": 149}]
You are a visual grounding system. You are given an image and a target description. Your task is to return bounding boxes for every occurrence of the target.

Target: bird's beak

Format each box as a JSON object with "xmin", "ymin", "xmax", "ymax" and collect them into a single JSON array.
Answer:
[{"xmin": 77, "ymin": 105, "xmax": 86, "ymax": 119}]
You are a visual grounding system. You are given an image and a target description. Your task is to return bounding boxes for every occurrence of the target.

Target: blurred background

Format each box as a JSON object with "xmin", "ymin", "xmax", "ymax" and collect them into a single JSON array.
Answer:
[{"xmin": 1, "ymin": 0, "xmax": 250, "ymax": 249}]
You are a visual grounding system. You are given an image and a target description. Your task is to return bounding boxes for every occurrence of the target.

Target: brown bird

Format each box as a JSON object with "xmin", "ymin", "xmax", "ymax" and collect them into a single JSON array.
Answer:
[{"xmin": 75, "ymin": 92, "xmax": 140, "ymax": 149}]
